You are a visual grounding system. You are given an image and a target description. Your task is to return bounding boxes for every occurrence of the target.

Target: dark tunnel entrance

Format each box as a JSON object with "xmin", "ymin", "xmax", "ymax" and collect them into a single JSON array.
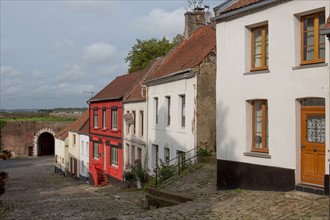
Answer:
[{"xmin": 37, "ymin": 132, "xmax": 55, "ymax": 156}]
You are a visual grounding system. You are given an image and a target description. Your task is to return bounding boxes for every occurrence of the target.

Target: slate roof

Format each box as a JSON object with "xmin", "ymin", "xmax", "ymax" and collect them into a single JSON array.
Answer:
[
  {"xmin": 89, "ymin": 71, "xmax": 145, "ymax": 103},
  {"xmin": 124, "ymin": 57, "xmax": 163, "ymax": 103},
  {"xmin": 146, "ymin": 25, "xmax": 215, "ymax": 81}
]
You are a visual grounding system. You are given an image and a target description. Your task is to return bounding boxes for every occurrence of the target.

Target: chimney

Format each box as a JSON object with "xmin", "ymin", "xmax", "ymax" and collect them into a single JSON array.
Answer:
[{"xmin": 184, "ymin": 8, "xmax": 206, "ymax": 39}]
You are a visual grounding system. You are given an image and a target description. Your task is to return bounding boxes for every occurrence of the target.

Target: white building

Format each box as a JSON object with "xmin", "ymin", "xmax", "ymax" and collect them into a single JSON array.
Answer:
[
  {"xmin": 79, "ymin": 119, "xmax": 90, "ymax": 181},
  {"xmin": 54, "ymin": 127, "xmax": 69, "ymax": 175},
  {"xmin": 213, "ymin": 0, "xmax": 329, "ymax": 194},
  {"xmin": 145, "ymin": 9, "xmax": 216, "ymax": 173},
  {"xmin": 122, "ymin": 59, "xmax": 161, "ymax": 172},
  {"xmin": 67, "ymin": 111, "xmax": 89, "ymax": 179}
]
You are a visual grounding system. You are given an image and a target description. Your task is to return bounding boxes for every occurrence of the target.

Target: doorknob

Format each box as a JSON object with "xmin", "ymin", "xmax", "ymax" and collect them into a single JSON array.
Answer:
[
  {"xmin": 313, "ymin": 148, "xmax": 317, "ymax": 152},
  {"xmin": 302, "ymin": 145, "xmax": 306, "ymax": 149}
]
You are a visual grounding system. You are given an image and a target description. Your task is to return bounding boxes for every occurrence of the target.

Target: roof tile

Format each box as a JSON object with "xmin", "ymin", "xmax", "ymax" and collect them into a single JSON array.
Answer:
[
  {"xmin": 146, "ymin": 25, "xmax": 215, "ymax": 81},
  {"xmin": 223, "ymin": 0, "xmax": 262, "ymax": 13}
]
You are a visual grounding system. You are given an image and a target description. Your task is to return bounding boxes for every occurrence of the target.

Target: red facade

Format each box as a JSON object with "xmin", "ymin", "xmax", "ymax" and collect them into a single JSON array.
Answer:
[{"xmin": 89, "ymin": 99, "xmax": 124, "ymax": 184}]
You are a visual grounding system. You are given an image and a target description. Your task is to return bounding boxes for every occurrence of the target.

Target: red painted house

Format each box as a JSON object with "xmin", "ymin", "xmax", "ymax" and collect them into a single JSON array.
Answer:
[{"xmin": 88, "ymin": 71, "xmax": 144, "ymax": 186}]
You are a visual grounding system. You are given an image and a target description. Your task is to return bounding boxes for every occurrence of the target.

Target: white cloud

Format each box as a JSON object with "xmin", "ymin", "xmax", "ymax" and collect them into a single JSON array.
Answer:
[
  {"xmin": 82, "ymin": 42, "xmax": 117, "ymax": 66},
  {"xmin": 57, "ymin": 64, "xmax": 85, "ymax": 82},
  {"xmin": 63, "ymin": 1, "xmax": 115, "ymax": 17},
  {"xmin": 0, "ymin": 66, "xmax": 21, "ymax": 77},
  {"xmin": 132, "ymin": 8, "xmax": 185, "ymax": 39}
]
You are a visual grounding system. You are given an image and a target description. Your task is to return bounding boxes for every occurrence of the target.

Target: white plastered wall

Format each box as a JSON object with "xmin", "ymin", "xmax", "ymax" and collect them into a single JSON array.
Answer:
[
  {"xmin": 79, "ymin": 134, "xmax": 89, "ymax": 178},
  {"xmin": 55, "ymin": 137, "xmax": 69, "ymax": 172},
  {"xmin": 147, "ymin": 76, "xmax": 197, "ymax": 172},
  {"xmin": 68, "ymin": 131, "xmax": 80, "ymax": 177},
  {"xmin": 123, "ymin": 101, "xmax": 148, "ymax": 170},
  {"xmin": 216, "ymin": 1, "xmax": 330, "ymax": 180}
]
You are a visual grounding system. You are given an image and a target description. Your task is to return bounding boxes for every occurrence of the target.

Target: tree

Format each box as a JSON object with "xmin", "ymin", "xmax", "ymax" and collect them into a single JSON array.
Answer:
[
  {"xmin": 186, "ymin": 0, "xmax": 204, "ymax": 11},
  {"xmin": 125, "ymin": 34, "xmax": 182, "ymax": 73}
]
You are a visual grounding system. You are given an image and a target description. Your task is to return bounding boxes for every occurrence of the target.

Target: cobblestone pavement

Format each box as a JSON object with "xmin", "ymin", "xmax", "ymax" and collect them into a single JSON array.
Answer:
[{"xmin": 0, "ymin": 157, "xmax": 329, "ymax": 219}]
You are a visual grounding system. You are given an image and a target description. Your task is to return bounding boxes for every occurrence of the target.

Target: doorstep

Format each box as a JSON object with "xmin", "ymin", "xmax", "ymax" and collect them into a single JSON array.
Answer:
[{"xmin": 295, "ymin": 183, "xmax": 324, "ymax": 196}]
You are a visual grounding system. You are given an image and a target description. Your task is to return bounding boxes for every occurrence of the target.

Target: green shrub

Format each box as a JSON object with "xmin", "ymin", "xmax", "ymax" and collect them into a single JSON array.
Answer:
[
  {"xmin": 197, "ymin": 148, "xmax": 213, "ymax": 157},
  {"xmin": 157, "ymin": 160, "xmax": 176, "ymax": 182}
]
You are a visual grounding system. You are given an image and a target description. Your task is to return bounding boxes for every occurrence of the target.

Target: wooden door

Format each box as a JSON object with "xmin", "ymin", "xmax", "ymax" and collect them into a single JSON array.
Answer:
[{"xmin": 301, "ymin": 107, "xmax": 325, "ymax": 186}]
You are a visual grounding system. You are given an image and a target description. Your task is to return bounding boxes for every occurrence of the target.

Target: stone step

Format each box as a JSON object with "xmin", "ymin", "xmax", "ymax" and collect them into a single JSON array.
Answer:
[{"xmin": 147, "ymin": 188, "xmax": 193, "ymax": 204}]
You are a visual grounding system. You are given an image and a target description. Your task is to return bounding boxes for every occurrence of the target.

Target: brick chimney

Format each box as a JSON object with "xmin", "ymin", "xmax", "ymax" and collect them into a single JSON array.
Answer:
[{"xmin": 184, "ymin": 8, "xmax": 206, "ymax": 39}]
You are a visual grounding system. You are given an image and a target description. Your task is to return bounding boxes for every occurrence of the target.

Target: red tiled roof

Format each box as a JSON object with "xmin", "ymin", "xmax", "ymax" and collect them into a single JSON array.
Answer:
[
  {"xmin": 223, "ymin": 0, "xmax": 262, "ymax": 13},
  {"xmin": 89, "ymin": 71, "xmax": 145, "ymax": 102},
  {"xmin": 55, "ymin": 126, "xmax": 69, "ymax": 140},
  {"xmin": 55, "ymin": 111, "xmax": 89, "ymax": 140},
  {"xmin": 79, "ymin": 118, "xmax": 89, "ymax": 135},
  {"xmin": 146, "ymin": 25, "xmax": 215, "ymax": 81},
  {"xmin": 124, "ymin": 57, "xmax": 163, "ymax": 102},
  {"xmin": 69, "ymin": 110, "xmax": 89, "ymax": 133}
]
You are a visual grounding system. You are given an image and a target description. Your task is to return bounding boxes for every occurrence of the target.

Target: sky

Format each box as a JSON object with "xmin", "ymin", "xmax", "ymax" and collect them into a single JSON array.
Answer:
[{"xmin": 0, "ymin": 0, "xmax": 221, "ymax": 110}]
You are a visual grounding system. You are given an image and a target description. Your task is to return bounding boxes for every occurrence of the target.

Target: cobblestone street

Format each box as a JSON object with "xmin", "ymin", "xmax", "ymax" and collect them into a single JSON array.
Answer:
[{"xmin": 0, "ymin": 157, "xmax": 329, "ymax": 219}]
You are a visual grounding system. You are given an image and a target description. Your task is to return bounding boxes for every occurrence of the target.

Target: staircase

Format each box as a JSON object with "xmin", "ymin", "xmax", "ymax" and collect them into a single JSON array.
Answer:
[
  {"xmin": 96, "ymin": 168, "xmax": 108, "ymax": 186},
  {"xmin": 144, "ymin": 188, "xmax": 193, "ymax": 209}
]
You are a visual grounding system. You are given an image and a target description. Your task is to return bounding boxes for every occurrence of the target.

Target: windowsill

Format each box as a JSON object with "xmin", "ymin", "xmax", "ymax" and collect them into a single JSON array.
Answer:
[
  {"xmin": 110, "ymin": 165, "xmax": 119, "ymax": 170},
  {"xmin": 243, "ymin": 69, "xmax": 270, "ymax": 75},
  {"xmin": 244, "ymin": 152, "xmax": 271, "ymax": 159},
  {"xmin": 111, "ymin": 130, "xmax": 119, "ymax": 133},
  {"xmin": 292, "ymin": 63, "xmax": 327, "ymax": 70}
]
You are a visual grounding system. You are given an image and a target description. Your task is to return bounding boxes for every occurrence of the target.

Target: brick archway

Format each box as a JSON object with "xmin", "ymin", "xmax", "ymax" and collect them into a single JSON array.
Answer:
[{"xmin": 33, "ymin": 128, "xmax": 55, "ymax": 156}]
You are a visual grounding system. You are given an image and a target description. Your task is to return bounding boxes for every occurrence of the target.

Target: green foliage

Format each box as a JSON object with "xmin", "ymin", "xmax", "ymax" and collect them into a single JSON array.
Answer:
[
  {"xmin": 0, "ymin": 119, "xmax": 7, "ymax": 129},
  {"xmin": 196, "ymin": 148, "xmax": 213, "ymax": 157},
  {"xmin": 235, "ymin": 188, "xmax": 242, "ymax": 193},
  {"xmin": 130, "ymin": 160, "xmax": 147, "ymax": 184},
  {"xmin": 157, "ymin": 160, "xmax": 176, "ymax": 182},
  {"xmin": 125, "ymin": 34, "xmax": 182, "ymax": 73}
]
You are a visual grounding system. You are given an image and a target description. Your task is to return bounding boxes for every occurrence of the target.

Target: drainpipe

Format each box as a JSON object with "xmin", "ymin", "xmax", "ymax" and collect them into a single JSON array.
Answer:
[{"xmin": 141, "ymin": 83, "xmax": 149, "ymax": 173}]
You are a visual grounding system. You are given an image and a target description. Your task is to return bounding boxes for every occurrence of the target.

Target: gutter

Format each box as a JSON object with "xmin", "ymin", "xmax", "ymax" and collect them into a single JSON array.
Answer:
[
  {"xmin": 145, "ymin": 68, "xmax": 192, "ymax": 86},
  {"xmin": 88, "ymin": 96, "xmax": 123, "ymax": 103},
  {"xmin": 211, "ymin": 0, "xmax": 291, "ymax": 22}
]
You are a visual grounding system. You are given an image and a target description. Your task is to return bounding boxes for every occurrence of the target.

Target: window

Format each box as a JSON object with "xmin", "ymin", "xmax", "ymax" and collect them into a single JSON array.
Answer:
[
  {"xmin": 102, "ymin": 108, "xmax": 106, "ymax": 129},
  {"xmin": 152, "ymin": 144, "xmax": 159, "ymax": 167},
  {"xmin": 164, "ymin": 147, "xmax": 170, "ymax": 164},
  {"xmin": 301, "ymin": 12, "xmax": 325, "ymax": 64},
  {"xmin": 140, "ymin": 111, "xmax": 144, "ymax": 136},
  {"xmin": 251, "ymin": 25, "xmax": 268, "ymax": 71},
  {"xmin": 131, "ymin": 145, "xmax": 136, "ymax": 163},
  {"xmin": 166, "ymin": 96, "xmax": 171, "ymax": 126},
  {"xmin": 126, "ymin": 111, "xmax": 130, "ymax": 134},
  {"xmin": 73, "ymin": 134, "xmax": 76, "ymax": 145},
  {"xmin": 180, "ymin": 95, "xmax": 186, "ymax": 127},
  {"xmin": 111, "ymin": 146, "xmax": 118, "ymax": 167},
  {"xmin": 132, "ymin": 111, "xmax": 136, "ymax": 134},
  {"xmin": 137, "ymin": 147, "xmax": 142, "ymax": 161},
  {"xmin": 111, "ymin": 109, "xmax": 118, "ymax": 130},
  {"xmin": 81, "ymin": 141, "xmax": 84, "ymax": 154},
  {"xmin": 252, "ymin": 100, "xmax": 268, "ymax": 153},
  {"xmin": 93, "ymin": 109, "xmax": 98, "ymax": 128},
  {"xmin": 86, "ymin": 142, "xmax": 89, "ymax": 156},
  {"xmin": 154, "ymin": 97, "xmax": 159, "ymax": 125},
  {"xmin": 93, "ymin": 142, "xmax": 99, "ymax": 159}
]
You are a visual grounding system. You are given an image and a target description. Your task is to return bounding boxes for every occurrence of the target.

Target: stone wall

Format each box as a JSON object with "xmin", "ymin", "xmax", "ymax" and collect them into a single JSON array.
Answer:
[
  {"xmin": 0, "ymin": 121, "xmax": 70, "ymax": 156},
  {"xmin": 196, "ymin": 49, "xmax": 216, "ymax": 150}
]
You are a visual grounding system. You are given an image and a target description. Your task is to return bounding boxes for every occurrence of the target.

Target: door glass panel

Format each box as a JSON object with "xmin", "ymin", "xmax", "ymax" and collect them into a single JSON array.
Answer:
[{"xmin": 306, "ymin": 116, "xmax": 325, "ymax": 143}]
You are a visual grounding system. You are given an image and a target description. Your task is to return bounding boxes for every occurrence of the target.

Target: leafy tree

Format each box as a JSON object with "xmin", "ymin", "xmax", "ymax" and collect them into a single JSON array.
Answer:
[{"xmin": 125, "ymin": 34, "xmax": 182, "ymax": 73}]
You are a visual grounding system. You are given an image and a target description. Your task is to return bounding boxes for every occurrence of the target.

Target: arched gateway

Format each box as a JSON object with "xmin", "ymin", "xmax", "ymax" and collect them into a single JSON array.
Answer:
[{"xmin": 33, "ymin": 128, "xmax": 55, "ymax": 156}]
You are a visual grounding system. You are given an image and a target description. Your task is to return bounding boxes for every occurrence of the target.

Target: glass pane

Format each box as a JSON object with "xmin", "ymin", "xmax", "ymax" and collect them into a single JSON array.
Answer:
[
  {"xmin": 304, "ymin": 46, "xmax": 314, "ymax": 61},
  {"xmin": 304, "ymin": 16, "xmax": 314, "ymax": 31},
  {"xmin": 254, "ymin": 55, "xmax": 262, "ymax": 67},
  {"xmin": 255, "ymin": 41, "xmax": 262, "ymax": 55},
  {"xmin": 254, "ymin": 29, "xmax": 262, "ymax": 42},
  {"xmin": 319, "ymin": 13, "xmax": 325, "ymax": 28},
  {"xmin": 306, "ymin": 116, "xmax": 325, "ymax": 143},
  {"xmin": 254, "ymin": 101, "xmax": 263, "ymax": 148},
  {"xmin": 304, "ymin": 31, "xmax": 314, "ymax": 46},
  {"xmin": 319, "ymin": 44, "xmax": 325, "ymax": 59}
]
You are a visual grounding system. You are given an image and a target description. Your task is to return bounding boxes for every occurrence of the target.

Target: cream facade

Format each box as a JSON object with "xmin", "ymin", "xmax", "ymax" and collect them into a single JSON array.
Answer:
[
  {"xmin": 123, "ymin": 102, "xmax": 148, "ymax": 169},
  {"xmin": 68, "ymin": 131, "xmax": 80, "ymax": 178},
  {"xmin": 214, "ymin": 0, "xmax": 329, "ymax": 193},
  {"xmin": 54, "ymin": 136, "xmax": 69, "ymax": 175}
]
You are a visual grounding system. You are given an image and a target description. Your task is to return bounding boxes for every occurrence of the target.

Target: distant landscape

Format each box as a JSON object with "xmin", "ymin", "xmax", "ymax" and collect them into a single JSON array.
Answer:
[{"xmin": 0, "ymin": 108, "xmax": 87, "ymax": 129}]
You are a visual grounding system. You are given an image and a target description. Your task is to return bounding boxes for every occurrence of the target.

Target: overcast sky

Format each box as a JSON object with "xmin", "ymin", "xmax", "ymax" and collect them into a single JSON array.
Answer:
[{"xmin": 0, "ymin": 0, "xmax": 221, "ymax": 110}]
